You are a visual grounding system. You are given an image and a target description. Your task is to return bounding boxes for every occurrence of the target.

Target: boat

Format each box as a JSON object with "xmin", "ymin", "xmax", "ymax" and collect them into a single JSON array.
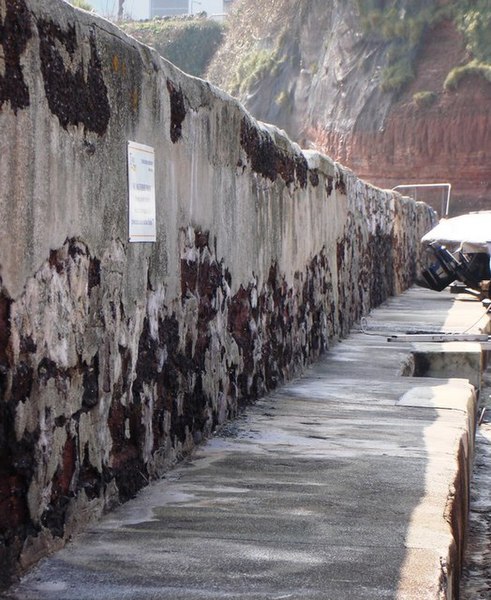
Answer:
[{"xmin": 419, "ymin": 211, "xmax": 491, "ymax": 296}]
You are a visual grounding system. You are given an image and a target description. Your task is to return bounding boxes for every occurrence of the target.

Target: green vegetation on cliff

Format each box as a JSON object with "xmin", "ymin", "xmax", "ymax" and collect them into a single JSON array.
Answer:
[
  {"xmin": 207, "ymin": 0, "xmax": 304, "ymax": 100},
  {"xmin": 207, "ymin": 0, "xmax": 491, "ymax": 107},
  {"xmin": 356, "ymin": 0, "xmax": 438, "ymax": 92},
  {"xmin": 446, "ymin": 0, "xmax": 491, "ymax": 89},
  {"xmin": 455, "ymin": 0, "xmax": 491, "ymax": 63},
  {"xmin": 121, "ymin": 18, "xmax": 225, "ymax": 78},
  {"xmin": 229, "ymin": 48, "xmax": 283, "ymax": 96},
  {"xmin": 412, "ymin": 90, "xmax": 438, "ymax": 108},
  {"xmin": 356, "ymin": 0, "xmax": 491, "ymax": 92},
  {"xmin": 444, "ymin": 60, "xmax": 491, "ymax": 90},
  {"xmin": 120, "ymin": 1, "xmax": 491, "ymax": 95},
  {"xmin": 69, "ymin": 0, "xmax": 93, "ymax": 9}
]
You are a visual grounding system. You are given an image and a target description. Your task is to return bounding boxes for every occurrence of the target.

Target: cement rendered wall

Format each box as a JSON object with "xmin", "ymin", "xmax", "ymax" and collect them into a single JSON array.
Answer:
[{"xmin": 0, "ymin": 0, "xmax": 435, "ymax": 585}]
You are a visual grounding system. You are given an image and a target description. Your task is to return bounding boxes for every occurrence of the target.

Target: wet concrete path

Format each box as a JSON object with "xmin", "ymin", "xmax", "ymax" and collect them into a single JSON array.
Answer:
[{"xmin": 3, "ymin": 288, "xmax": 487, "ymax": 600}]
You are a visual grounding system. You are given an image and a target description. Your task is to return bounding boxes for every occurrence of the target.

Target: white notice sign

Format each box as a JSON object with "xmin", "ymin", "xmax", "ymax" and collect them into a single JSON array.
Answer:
[{"xmin": 128, "ymin": 141, "xmax": 156, "ymax": 243}]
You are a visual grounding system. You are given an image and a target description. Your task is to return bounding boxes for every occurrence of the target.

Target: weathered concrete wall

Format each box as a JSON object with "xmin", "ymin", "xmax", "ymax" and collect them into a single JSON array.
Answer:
[{"xmin": 0, "ymin": 0, "xmax": 435, "ymax": 586}]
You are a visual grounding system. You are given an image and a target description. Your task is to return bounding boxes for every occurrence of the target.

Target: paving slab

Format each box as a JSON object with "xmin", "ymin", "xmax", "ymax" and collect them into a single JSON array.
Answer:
[{"xmin": 3, "ymin": 288, "xmax": 488, "ymax": 600}]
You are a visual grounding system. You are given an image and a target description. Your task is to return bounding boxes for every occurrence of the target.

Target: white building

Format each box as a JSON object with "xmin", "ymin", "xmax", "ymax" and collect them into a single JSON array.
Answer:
[
  {"xmin": 88, "ymin": 0, "xmax": 235, "ymax": 20},
  {"xmin": 150, "ymin": 0, "xmax": 232, "ymax": 18},
  {"xmin": 88, "ymin": 0, "xmax": 150, "ymax": 20}
]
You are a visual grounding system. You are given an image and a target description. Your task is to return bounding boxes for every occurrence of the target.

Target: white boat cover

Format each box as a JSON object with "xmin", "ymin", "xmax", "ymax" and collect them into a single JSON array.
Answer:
[{"xmin": 421, "ymin": 211, "xmax": 491, "ymax": 253}]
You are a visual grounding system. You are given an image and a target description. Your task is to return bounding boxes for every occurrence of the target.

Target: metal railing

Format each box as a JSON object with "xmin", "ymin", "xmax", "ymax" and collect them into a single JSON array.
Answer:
[{"xmin": 392, "ymin": 183, "xmax": 451, "ymax": 218}]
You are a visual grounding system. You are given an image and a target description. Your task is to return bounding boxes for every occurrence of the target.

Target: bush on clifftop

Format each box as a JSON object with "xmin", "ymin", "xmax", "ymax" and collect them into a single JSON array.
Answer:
[{"xmin": 121, "ymin": 18, "xmax": 225, "ymax": 78}]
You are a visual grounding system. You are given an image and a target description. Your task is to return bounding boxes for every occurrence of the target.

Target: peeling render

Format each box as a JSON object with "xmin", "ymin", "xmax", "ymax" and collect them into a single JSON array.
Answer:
[{"xmin": 0, "ymin": 0, "xmax": 435, "ymax": 588}]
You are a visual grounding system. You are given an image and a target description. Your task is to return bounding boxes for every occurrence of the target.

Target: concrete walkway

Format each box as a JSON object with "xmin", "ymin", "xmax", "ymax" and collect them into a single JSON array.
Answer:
[{"xmin": 3, "ymin": 288, "xmax": 488, "ymax": 600}]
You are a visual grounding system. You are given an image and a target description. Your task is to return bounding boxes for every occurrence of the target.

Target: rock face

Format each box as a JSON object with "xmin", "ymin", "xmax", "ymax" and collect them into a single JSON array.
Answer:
[
  {"xmin": 0, "ymin": 0, "xmax": 433, "ymax": 588},
  {"xmin": 208, "ymin": 0, "xmax": 491, "ymax": 216},
  {"xmin": 314, "ymin": 19, "xmax": 491, "ymax": 217}
]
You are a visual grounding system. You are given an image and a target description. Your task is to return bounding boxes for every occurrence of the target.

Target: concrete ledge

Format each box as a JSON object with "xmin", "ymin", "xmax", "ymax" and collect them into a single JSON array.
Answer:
[
  {"xmin": 409, "ymin": 343, "xmax": 483, "ymax": 391},
  {"xmin": 397, "ymin": 380, "xmax": 477, "ymax": 598}
]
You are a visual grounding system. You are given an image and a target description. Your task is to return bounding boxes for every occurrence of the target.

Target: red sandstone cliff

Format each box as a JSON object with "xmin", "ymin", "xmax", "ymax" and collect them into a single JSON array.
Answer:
[
  {"xmin": 313, "ymin": 20, "xmax": 491, "ymax": 216},
  {"xmin": 208, "ymin": 1, "xmax": 491, "ymax": 216}
]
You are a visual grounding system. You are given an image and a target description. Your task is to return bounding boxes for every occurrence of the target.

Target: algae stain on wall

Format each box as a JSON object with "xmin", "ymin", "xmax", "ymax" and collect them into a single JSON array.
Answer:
[{"xmin": 0, "ymin": 0, "xmax": 32, "ymax": 113}]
